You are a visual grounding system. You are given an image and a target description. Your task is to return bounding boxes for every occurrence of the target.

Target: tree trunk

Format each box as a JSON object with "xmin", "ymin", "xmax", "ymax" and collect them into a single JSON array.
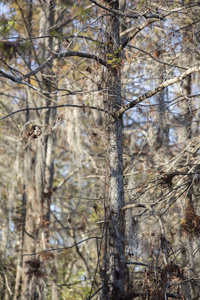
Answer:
[
  {"xmin": 102, "ymin": 1, "xmax": 126, "ymax": 299},
  {"xmin": 19, "ymin": 1, "xmax": 56, "ymax": 299}
]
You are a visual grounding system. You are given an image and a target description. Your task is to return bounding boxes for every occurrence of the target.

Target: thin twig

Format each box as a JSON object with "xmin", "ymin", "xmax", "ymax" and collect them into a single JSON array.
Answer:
[
  {"xmin": 86, "ymin": 286, "xmax": 103, "ymax": 300},
  {"xmin": 22, "ymin": 236, "xmax": 103, "ymax": 257},
  {"xmin": 0, "ymin": 104, "xmax": 109, "ymax": 121}
]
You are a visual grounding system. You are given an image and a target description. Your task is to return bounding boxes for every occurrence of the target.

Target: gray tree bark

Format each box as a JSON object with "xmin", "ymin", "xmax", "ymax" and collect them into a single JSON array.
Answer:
[{"xmin": 102, "ymin": 1, "xmax": 126, "ymax": 299}]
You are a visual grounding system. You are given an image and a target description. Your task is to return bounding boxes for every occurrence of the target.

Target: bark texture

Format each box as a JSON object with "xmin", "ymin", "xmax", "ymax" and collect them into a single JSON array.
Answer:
[{"xmin": 103, "ymin": 1, "xmax": 126, "ymax": 299}]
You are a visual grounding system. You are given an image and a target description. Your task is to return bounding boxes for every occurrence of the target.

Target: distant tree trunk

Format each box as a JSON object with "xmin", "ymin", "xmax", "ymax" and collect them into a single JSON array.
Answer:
[
  {"xmin": 156, "ymin": 70, "xmax": 170, "ymax": 152},
  {"xmin": 179, "ymin": 19, "xmax": 194, "ymax": 297},
  {"xmin": 180, "ymin": 75, "xmax": 192, "ymax": 141},
  {"xmin": 102, "ymin": 1, "xmax": 125, "ymax": 299},
  {"xmin": 18, "ymin": 1, "xmax": 57, "ymax": 299}
]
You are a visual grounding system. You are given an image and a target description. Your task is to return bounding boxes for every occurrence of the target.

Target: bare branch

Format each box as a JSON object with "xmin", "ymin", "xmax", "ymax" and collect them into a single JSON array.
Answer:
[
  {"xmin": 4, "ymin": 273, "xmax": 13, "ymax": 296},
  {"xmin": 0, "ymin": 69, "xmax": 53, "ymax": 95},
  {"xmin": 126, "ymin": 261, "xmax": 148, "ymax": 267},
  {"xmin": 58, "ymin": 278, "xmax": 87, "ymax": 287},
  {"xmin": 0, "ymin": 51, "xmax": 107, "ymax": 93},
  {"xmin": 127, "ymin": 45, "xmax": 187, "ymax": 70},
  {"xmin": 0, "ymin": 70, "xmax": 22, "ymax": 84},
  {"xmin": 115, "ymin": 65, "xmax": 200, "ymax": 117},
  {"xmin": 0, "ymin": 104, "xmax": 109, "ymax": 121},
  {"xmin": 88, "ymin": 0, "xmax": 160, "ymax": 19},
  {"xmin": 22, "ymin": 236, "xmax": 103, "ymax": 257},
  {"xmin": 55, "ymin": 51, "xmax": 107, "ymax": 67},
  {"xmin": 23, "ymin": 51, "xmax": 107, "ymax": 80},
  {"xmin": 121, "ymin": 19, "xmax": 159, "ymax": 50},
  {"xmin": 122, "ymin": 203, "xmax": 165, "ymax": 237},
  {"xmin": 53, "ymin": 162, "xmax": 88, "ymax": 192},
  {"xmin": 86, "ymin": 287, "xmax": 103, "ymax": 300}
]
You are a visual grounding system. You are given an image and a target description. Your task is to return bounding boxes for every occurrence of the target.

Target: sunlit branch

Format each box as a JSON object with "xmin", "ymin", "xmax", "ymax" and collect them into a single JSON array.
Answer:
[{"xmin": 115, "ymin": 65, "xmax": 200, "ymax": 117}]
